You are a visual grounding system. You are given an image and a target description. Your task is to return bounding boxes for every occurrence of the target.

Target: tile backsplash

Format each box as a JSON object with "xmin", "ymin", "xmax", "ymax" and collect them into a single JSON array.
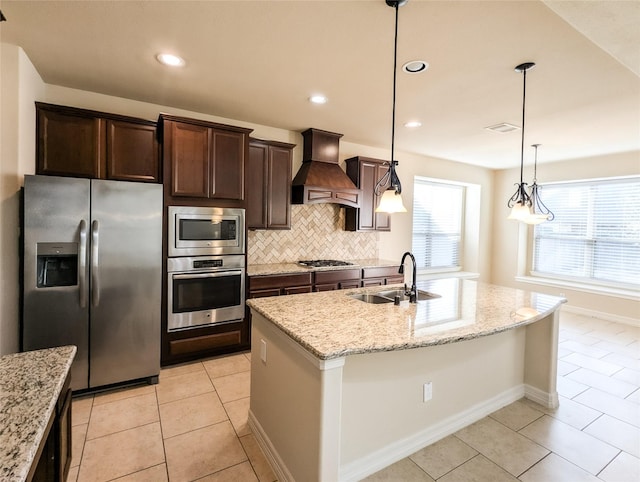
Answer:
[{"xmin": 247, "ymin": 204, "xmax": 378, "ymax": 264}]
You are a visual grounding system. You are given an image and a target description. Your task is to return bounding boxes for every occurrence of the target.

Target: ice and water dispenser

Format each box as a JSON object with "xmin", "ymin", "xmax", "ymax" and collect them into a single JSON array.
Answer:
[{"xmin": 36, "ymin": 242, "xmax": 78, "ymax": 288}]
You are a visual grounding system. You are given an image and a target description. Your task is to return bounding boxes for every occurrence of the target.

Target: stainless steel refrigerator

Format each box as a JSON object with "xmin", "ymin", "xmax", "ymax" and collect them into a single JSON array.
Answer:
[{"xmin": 22, "ymin": 175, "xmax": 162, "ymax": 391}]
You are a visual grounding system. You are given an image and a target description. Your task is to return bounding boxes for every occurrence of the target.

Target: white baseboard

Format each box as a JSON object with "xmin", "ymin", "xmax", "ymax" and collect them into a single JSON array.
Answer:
[
  {"xmin": 338, "ymin": 385, "xmax": 525, "ymax": 482},
  {"xmin": 248, "ymin": 409, "xmax": 295, "ymax": 482},
  {"xmin": 524, "ymin": 384, "xmax": 559, "ymax": 409},
  {"xmin": 562, "ymin": 304, "xmax": 640, "ymax": 327}
]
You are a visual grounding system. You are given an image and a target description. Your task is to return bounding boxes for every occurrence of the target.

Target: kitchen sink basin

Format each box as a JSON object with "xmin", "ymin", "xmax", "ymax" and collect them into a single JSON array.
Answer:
[
  {"xmin": 349, "ymin": 289, "xmax": 441, "ymax": 304},
  {"xmin": 349, "ymin": 294, "xmax": 395, "ymax": 304},
  {"xmin": 376, "ymin": 289, "xmax": 441, "ymax": 302}
]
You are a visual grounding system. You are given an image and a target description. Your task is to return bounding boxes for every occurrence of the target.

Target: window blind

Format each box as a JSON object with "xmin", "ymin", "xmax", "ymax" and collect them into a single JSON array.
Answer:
[
  {"xmin": 532, "ymin": 177, "xmax": 640, "ymax": 288},
  {"xmin": 412, "ymin": 179, "xmax": 464, "ymax": 270}
]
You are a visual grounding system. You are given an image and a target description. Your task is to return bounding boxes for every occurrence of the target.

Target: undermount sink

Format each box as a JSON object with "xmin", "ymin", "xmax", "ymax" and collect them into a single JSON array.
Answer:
[
  {"xmin": 376, "ymin": 289, "xmax": 441, "ymax": 302},
  {"xmin": 349, "ymin": 293, "xmax": 394, "ymax": 304},
  {"xmin": 349, "ymin": 289, "xmax": 441, "ymax": 304}
]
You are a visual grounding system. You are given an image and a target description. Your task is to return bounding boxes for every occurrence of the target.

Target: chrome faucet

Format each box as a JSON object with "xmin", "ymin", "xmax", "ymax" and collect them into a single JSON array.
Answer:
[{"xmin": 399, "ymin": 251, "xmax": 417, "ymax": 303}]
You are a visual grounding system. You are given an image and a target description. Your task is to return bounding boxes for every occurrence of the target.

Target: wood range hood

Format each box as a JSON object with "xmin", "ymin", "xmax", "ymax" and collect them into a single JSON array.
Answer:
[{"xmin": 291, "ymin": 128, "xmax": 361, "ymax": 208}]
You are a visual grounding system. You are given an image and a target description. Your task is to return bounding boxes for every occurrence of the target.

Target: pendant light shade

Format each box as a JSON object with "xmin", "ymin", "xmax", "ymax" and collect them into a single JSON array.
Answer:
[
  {"xmin": 374, "ymin": 0, "xmax": 408, "ymax": 214},
  {"xmin": 507, "ymin": 62, "xmax": 535, "ymax": 221}
]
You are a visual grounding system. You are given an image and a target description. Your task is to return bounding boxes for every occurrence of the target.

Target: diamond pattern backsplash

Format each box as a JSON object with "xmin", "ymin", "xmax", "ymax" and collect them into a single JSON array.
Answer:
[{"xmin": 247, "ymin": 204, "xmax": 379, "ymax": 264}]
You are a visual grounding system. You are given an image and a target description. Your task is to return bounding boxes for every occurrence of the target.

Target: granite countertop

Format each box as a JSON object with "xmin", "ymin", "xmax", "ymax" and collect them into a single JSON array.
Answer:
[
  {"xmin": 247, "ymin": 278, "xmax": 566, "ymax": 360},
  {"xmin": 247, "ymin": 258, "xmax": 398, "ymax": 277},
  {"xmin": 0, "ymin": 346, "xmax": 76, "ymax": 482}
]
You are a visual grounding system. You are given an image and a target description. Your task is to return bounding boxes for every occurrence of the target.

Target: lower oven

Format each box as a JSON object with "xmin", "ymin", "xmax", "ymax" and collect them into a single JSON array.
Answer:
[{"xmin": 167, "ymin": 255, "xmax": 245, "ymax": 332}]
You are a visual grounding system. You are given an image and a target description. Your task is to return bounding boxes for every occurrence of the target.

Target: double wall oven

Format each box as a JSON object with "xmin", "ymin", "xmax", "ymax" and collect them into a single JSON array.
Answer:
[{"xmin": 167, "ymin": 206, "xmax": 245, "ymax": 332}]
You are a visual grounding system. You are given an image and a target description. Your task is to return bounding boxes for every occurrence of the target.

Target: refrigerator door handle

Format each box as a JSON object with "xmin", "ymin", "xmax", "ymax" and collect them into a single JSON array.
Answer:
[
  {"xmin": 78, "ymin": 219, "xmax": 88, "ymax": 308},
  {"xmin": 91, "ymin": 220, "xmax": 100, "ymax": 307}
]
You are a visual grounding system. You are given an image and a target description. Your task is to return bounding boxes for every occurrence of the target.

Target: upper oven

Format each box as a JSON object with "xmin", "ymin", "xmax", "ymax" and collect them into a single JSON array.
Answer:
[{"xmin": 168, "ymin": 206, "xmax": 245, "ymax": 257}]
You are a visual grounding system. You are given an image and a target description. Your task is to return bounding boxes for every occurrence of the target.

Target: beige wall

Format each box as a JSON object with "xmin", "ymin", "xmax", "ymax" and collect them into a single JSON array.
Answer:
[
  {"xmin": 0, "ymin": 44, "xmax": 44, "ymax": 355},
  {"xmin": 491, "ymin": 151, "xmax": 640, "ymax": 321}
]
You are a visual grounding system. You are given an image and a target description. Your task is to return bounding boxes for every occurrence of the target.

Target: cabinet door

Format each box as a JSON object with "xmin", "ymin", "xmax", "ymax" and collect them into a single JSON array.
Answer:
[
  {"xmin": 170, "ymin": 122, "xmax": 211, "ymax": 197},
  {"xmin": 37, "ymin": 107, "xmax": 105, "ymax": 178},
  {"xmin": 107, "ymin": 120, "xmax": 159, "ymax": 182},
  {"xmin": 246, "ymin": 142, "xmax": 268, "ymax": 229},
  {"xmin": 267, "ymin": 145, "xmax": 292, "ymax": 229},
  {"xmin": 211, "ymin": 130, "xmax": 245, "ymax": 200},
  {"xmin": 358, "ymin": 160, "xmax": 378, "ymax": 230},
  {"xmin": 373, "ymin": 162, "xmax": 391, "ymax": 231}
]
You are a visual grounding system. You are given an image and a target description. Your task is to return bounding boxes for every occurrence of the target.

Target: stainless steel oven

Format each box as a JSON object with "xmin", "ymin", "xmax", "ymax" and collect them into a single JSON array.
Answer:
[
  {"xmin": 168, "ymin": 206, "xmax": 245, "ymax": 257},
  {"xmin": 167, "ymin": 255, "xmax": 245, "ymax": 331}
]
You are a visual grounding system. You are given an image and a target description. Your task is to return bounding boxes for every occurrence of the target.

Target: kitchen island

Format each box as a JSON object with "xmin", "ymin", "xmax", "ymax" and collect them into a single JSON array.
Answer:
[
  {"xmin": 0, "ymin": 346, "xmax": 76, "ymax": 482},
  {"xmin": 247, "ymin": 278, "xmax": 566, "ymax": 482}
]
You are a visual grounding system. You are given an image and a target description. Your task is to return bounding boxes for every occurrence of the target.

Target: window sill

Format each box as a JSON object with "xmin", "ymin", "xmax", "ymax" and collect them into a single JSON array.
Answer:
[
  {"xmin": 515, "ymin": 275, "xmax": 639, "ymax": 301},
  {"xmin": 418, "ymin": 271, "xmax": 479, "ymax": 281}
]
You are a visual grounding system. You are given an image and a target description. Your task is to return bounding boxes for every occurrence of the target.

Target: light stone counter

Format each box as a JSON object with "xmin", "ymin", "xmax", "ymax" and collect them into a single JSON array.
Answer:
[
  {"xmin": 247, "ymin": 258, "xmax": 398, "ymax": 277},
  {"xmin": 248, "ymin": 279, "xmax": 566, "ymax": 481},
  {"xmin": 0, "ymin": 346, "xmax": 76, "ymax": 482},
  {"xmin": 247, "ymin": 278, "xmax": 566, "ymax": 360}
]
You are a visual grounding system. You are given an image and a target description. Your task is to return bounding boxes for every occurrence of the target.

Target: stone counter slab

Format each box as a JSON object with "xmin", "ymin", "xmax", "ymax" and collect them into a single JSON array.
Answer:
[
  {"xmin": 0, "ymin": 346, "xmax": 76, "ymax": 482},
  {"xmin": 247, "ymin": 278, "xmax": 566, "ymax": 360}
]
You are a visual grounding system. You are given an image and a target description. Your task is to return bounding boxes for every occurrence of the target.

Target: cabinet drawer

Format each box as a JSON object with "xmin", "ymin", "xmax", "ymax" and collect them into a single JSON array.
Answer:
[
  {"xmin": 314, "ymin": 268, "xmax": 361, "ymax": 284},
  {"xmin": 250, "ymin": 288, "xmax": 281, "ymax": 298},
  {"xmin": 284, "ymin": 286, "xmax": 313, "ymax": 295},
  {"xmin": 362, "ymin": 266, "xmax": 399, "ymax": 279},
  {"xmin": 250, "ymin": 273, "xmax": 313, "ymax": 290}
]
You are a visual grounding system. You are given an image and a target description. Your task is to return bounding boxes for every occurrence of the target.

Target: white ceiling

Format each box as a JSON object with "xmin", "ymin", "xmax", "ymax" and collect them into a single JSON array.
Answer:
[{"xmin": 1, "ymin": 0, "xmax": 638, "ymax": 169}]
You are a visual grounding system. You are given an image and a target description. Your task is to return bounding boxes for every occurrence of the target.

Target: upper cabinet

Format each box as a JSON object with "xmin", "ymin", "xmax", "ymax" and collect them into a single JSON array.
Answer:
[
  {"xmin": 159, "ymin": 114, "xmax": 252, "ymax": 201},
  {"xmin": 36, "ymin": 102, "xmax": 160, "ymax": 183},
  {"xmin": 246, "ymin": 138, "xmax": 295, "ymax": 230},
  {"xmin": 344, "ymin": 156, "xmax": 391, "ymax": 231}
]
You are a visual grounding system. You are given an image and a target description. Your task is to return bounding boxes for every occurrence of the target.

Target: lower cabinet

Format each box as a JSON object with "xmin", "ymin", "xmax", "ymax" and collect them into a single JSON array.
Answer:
[
  {"xmin": 314, "ymin": 268, "xmax": 362, "ymax": 292},
  {"xmin": 362, "ymin": 266, "xmax": 404, "ymax": 287},
  {"xmin": 249, "ymin": 273, "xmax": 313, "ymax": 298},
  {"xmin": 32, "ymin": 373, "xmax": 72, "ymax": 482}
]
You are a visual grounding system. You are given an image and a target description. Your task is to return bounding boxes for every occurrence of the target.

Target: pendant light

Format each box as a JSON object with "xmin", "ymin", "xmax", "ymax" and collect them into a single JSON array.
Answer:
[
  {"xmin": 374, "ymin": 0, "xmax": 408, "ymax": 214},
  {"xmin": 524, "ymin": 144, "xmax": 555, "ymax": 224},
  {"xmin": 507, "ymin": 62, "xmax": 535, "ymax": 221}
]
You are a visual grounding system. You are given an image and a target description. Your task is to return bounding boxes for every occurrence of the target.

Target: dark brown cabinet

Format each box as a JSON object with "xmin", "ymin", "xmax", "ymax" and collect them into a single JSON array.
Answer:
[
  {"xmin": 362, "ymin": 266, "xmax": 404, "ymax": 287},
  {"xmin": 32, "ymin": 373, "xmax": 72, "ymax": 482},
  {"xmin": 36, "ymin": 102, "xmax": 160, "ymax": 183},
  {"xmin": 247, "ymin": 139, "xmax": 295, "ymax": 229},
  {"xmin": 314, "ymin": 268, "xmax": 362, "ymax": 291},
  {"xmin": 160, "ymin": 115, "xmax": 252, "ymax": 201},
  {"xmin": 248, "ymin": 273, "xmax": 313, "ymax": 298},
  {"xmin": 345, "ymin": 156, "xmax": 391, "ymax": 231}
]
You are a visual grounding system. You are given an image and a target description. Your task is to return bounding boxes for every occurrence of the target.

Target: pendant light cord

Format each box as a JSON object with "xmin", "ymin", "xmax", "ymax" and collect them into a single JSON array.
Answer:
[
  {"xmin": 519, "ymin": 68, "xmax": 527, "ymax": 186},
  {"xmin": 391, "ymin": 2, "xmax": 399, "ymax": 166}
]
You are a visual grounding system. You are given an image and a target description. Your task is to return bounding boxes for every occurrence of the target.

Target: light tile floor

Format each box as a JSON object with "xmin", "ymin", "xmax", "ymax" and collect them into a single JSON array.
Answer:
[{"xmin": 66, "ymin": 312, "xmax": 639, "ymax": 481}]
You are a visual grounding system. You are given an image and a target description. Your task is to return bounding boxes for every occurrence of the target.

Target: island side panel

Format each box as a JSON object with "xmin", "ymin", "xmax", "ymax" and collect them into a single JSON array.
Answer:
[
  {"xmin": 339, "ymin": 328, "xmax": 527, "ymax": 480},
  {"xmin": 249, "ymin": 312, "xmax": 344, "ymax": 482},
  {"xmin": 524, "ymin": 310, "xmax": 560, "ymax": 408}
]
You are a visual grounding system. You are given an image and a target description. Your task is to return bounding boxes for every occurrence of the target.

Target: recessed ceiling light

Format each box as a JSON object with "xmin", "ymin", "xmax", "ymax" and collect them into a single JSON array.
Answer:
[
  {"xmin": 485, "ymin": 123, "xmax": 520, "ymax": 133},
  {"xmin": 309, "ymin": 95, "xmax": 328, "ymax": 104},
  {"xmin": 404, "ymin": 121, "xmax": 422, "ymax": 128},
  {"xmin": 402, "ymin": 60, "xmax": 429, "ymax": 74},
  {"xmin": 156, "ymin": 53, "xmax": 185, "ymax": 67}
]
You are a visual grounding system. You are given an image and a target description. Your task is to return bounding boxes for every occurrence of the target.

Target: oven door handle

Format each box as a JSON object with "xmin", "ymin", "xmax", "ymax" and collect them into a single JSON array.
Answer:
[{"xmin": 172, "ymin": 271, "xmax": 243, "ymax": 280}]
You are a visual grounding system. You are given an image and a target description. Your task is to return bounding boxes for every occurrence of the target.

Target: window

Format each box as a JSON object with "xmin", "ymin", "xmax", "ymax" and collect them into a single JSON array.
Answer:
[
  {"xmin": 532, "ymin": 177, "xmax": 640, "ymax": 289},
  {"xmin": 412, "ymin": 178, "xmax": 465, "ymax": 271}
]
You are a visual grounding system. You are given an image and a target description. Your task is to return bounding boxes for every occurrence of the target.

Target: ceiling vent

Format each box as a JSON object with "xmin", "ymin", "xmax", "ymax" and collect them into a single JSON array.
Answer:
[{"xmin": 485, "ymin": 122, "xmax": 520, "ymax": 133}]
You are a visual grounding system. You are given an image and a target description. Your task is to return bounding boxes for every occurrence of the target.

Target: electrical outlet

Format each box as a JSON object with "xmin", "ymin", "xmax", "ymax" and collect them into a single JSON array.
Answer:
[
  {"xmin": 423, "ymin": 382, "xmax": 433, "ymax": 402},
  {"xmin": 260, "ymin": 339, "xmax": 267, "ymax": 363}
]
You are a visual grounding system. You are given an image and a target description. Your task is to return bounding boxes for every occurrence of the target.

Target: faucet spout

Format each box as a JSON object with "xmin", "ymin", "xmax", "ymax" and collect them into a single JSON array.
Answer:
[{"xmin": 399, "ymin": 251, "xmax": 417, "ymax": 303}]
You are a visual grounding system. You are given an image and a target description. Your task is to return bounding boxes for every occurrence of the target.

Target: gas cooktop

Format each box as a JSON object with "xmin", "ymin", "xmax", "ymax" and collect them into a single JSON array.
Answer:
[{"xmin": 298, "ymin": 260, "xmax": 353, "ymax": 268}]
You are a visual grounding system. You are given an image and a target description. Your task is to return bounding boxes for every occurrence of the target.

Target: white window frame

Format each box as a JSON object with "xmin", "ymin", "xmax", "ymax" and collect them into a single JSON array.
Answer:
[
  {"xmin": 522, "ymin": 175, "xmax": 640, "ymax": 299},
  {"xmin": 411, "ymin": 177, "xmax": 467, "ymax": 274}
]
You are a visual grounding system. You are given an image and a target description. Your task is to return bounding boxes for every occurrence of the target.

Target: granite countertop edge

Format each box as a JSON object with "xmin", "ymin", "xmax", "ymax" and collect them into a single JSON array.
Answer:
[{"xmin": 0, "ymin": 345, "xmax": 76, "ymax": 482}]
